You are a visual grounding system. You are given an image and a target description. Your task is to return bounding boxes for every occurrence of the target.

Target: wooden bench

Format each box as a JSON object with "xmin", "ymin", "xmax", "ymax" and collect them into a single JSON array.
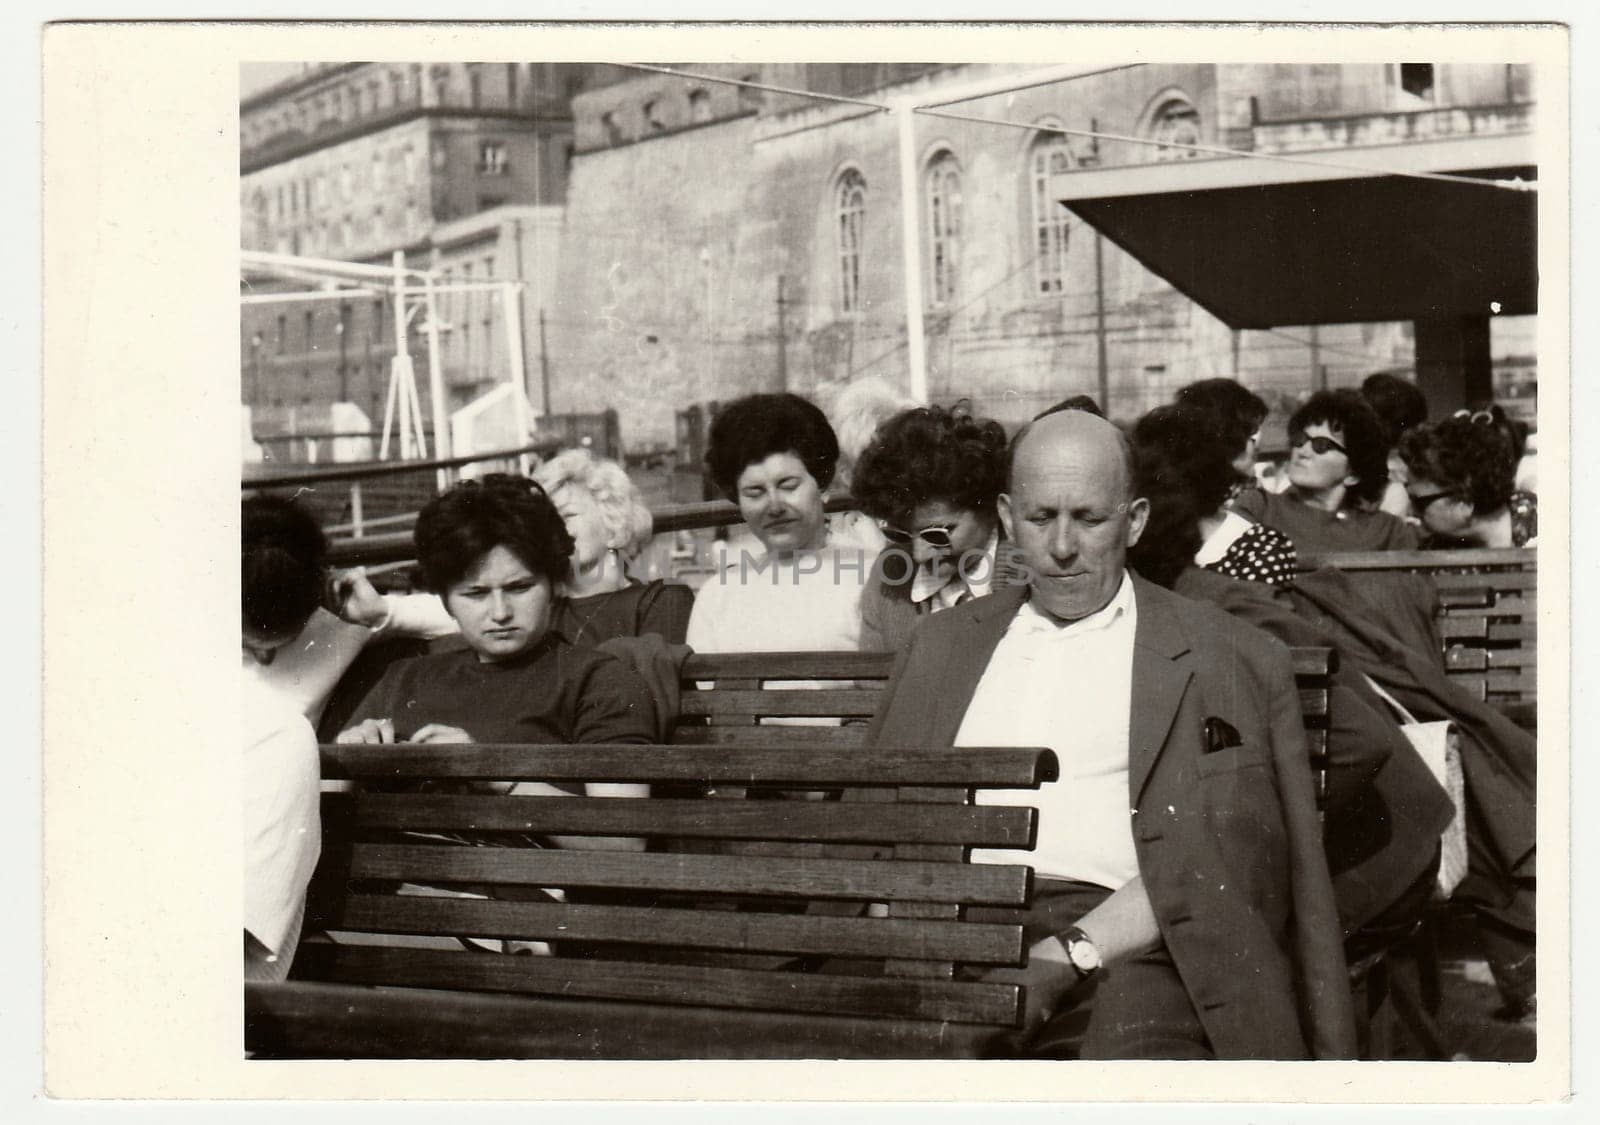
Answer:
[
  {"xmin": 246, "ymin": 740, "xmax": 1059, "ymax": 1059},
  {"xmin": 1304, "ymin": 548, "xmax": 1536, "ymax": 719},
  {"xmin": 248, "ymin": 646, "xmax": 1337, "ymax": 1060},
  {"xmin": 674, "ymin": 649, "xmax": 1336, "ymax": 807}
]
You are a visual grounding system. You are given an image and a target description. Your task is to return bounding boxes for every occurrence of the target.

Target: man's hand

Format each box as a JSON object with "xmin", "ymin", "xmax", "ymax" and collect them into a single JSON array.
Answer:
[
  {"xmin": 330, "ymin": 568, "xmax": 390, "ymax": 629},
  {"xmin": 336, "ymin": 718, "xmax": 395, "ymax": 744},
  {"xmin": 987, "ymin": 935, "xmax": 1089, "ymax": 1033},
  {"xmin": 412, "ymin": 724, "xmax": 474, "ymax": 744}
]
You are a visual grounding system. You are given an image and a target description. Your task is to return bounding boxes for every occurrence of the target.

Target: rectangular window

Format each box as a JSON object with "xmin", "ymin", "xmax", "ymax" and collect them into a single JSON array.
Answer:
[{"xmin": 478, "ymin": 140, "xmax": 508, "ymax": 175}]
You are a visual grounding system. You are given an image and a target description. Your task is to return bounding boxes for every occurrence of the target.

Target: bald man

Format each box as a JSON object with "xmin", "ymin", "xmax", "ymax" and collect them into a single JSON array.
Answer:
[{"xmin": 867, "ymin": 410, "xmax": 1356, "ymax": 1059}]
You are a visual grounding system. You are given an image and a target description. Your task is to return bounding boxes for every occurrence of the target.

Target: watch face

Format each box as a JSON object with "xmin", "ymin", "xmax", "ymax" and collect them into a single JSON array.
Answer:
[{"xmin": 1069, "ymin": 936, "xmax": 1102, "ymax": 973}]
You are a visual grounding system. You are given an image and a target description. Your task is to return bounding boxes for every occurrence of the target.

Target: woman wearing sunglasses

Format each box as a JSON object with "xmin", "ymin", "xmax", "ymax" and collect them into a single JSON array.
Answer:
[
  {"xmin": 1398, "ymin": 414, "xmax": 1537, "ymax": 548},
  {"xmin": 850, "ymin": 403, "xmax": 1016, "ymax": 652},
  {"xmin": 1241, "ymin": 389, "xmax": 1420, "ymax": 555}
]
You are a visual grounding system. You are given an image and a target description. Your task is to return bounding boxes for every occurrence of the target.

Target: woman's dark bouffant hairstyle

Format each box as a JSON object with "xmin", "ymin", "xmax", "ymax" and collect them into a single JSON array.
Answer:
[
  {"xmin": 1398, "ymin": 416, "xmax": 1517, "ymax": 516},
  {"xmin": 242, "ymin": 494, "xmax": 328, "ymax": 638},
  {"xmin": 413, "ymin": 474, "xmax": 574, "ymax": 593},
  {"xmin": 1360, "ymin": 372, "xmax": 1429, "ymax": 449},
  {"xmin": 1126, "ymin": 404, "xmax": 1242, "ymax": 589},
  {"xmin": 705, "ymin": 393, "xmax": 840, "ymax": 500},
  {"xmin": 851, "ymin": 403, "xmax": 1009, "ymax": 523},
  {"xmin": 1174, "ymin": 378, "xmax": 1268, "ymax": 464},
  {"xmin": 1290, "ymin": 389, "xmax": 1391, "ymax": 506}
]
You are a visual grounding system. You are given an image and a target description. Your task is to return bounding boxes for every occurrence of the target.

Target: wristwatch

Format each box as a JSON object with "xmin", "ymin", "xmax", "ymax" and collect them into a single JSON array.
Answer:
[{"xmin": 1059, "ymin": 925, "xmax": 1102, "ymax": 983}]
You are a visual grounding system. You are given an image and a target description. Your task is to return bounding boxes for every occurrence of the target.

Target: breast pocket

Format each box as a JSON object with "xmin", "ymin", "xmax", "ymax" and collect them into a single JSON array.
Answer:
[{"xmin": 1195, "ymin": 742, "xmax": 1271, "ymax": 777}]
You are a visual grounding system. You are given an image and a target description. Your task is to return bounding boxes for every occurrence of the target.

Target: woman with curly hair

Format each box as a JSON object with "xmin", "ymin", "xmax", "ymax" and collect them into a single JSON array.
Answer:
[
  {"xmin": 1399, "ymin": 414, "xmax": 1537, "ymax": 548},
  {"xmin": 686, "ymin": 393, "xmax": 876, "ymax": 653},
  {"xmin": 1240, "ymin": 389, "xmax": 1419, "ymax": 555},
  {"xmin": 337, "ymin": 474, "xmax": 657, "ymax": 754},
  {"xmin": 533, "ymin": 448, "xmax": 695, "ymax": 646},
  {"xmin": 850, "ymin": 403, "xmax": 1015, "ymax": 652}
]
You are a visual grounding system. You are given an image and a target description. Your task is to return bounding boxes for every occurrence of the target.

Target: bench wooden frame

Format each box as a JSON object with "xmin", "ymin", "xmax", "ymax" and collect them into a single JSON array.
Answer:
[{"xmin": 246, "ymin": 647, "xmax": 1337, "ymax": 1060}]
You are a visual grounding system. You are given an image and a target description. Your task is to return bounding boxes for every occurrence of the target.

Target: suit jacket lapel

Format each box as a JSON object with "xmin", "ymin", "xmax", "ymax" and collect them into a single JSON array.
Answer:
[
  {"xmin": 928, "ymin": 585, "xmax": 1028, "ymax": 746},
  {"xmin": 1128, "ymin": 576, "xmax": 1194, "ymax": 807}
]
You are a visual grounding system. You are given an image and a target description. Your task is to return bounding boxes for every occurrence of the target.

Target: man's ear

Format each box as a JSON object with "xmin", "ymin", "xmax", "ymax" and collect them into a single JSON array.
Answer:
[
  {"xmin": 997, "ymin": 492, "xmax": 1016, "ymax": 543},
  {"xmin": 1125, "ymin": 496, "xmax": 1151, "ymax": 548}
]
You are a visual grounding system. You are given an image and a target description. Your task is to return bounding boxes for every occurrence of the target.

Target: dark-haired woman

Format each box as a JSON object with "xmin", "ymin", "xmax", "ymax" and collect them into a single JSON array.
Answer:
[
  {"xmin": 339, "ymin": 474, "xmax": 657, "ymax": 752},
  {"xmin": 1241, "ymin": 389, "xmax": 1420, "ymax": 555},
  {"xmin": 1174, "ymin": 377, "xmax": 1269, "ymax": 482},
  {"xmin": 1133, "ymin": 404, "xmax": 1298, "ymax": 588},
  {"xmin": 850, "ymin": 403, "xmax": 1018, "ymax": 652},
  {"xmin": 1360, "ymin": 372, "xmax": 1429, "ymax": 519},
  {"xmin": 685, "ymin": 393, "xmax": 876, "ymax": 653},
  {"xmin": 1399, "ymin": 414, "xmax": 1537, "ymax": 548}
]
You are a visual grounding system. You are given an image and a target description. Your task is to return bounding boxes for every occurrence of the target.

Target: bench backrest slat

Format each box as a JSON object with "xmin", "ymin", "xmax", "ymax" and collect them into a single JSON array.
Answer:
[
  {"xmin": 345, "ymin": 792, "xmax": 1037, "ymax": 847},
  {"xmin": 291, "ymin": 944, "xmax": 1022, "ymax": 1026},
  {"xmin": 321, "ymin": 743, "xmax": 1057, "ymax": 787},
  {"xmin": 347, "ymin": 842, "xmax": 1033, "ymax": 905},
  {"xmin": 328, "ymin": 894, "xmax": 1026, "ymax": 964}
]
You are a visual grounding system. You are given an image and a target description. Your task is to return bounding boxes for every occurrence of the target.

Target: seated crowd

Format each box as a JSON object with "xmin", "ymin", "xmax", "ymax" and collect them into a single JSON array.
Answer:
[{"xmin": 242, "ymin": 373, "xmax": 1538, "ymax": 1056}]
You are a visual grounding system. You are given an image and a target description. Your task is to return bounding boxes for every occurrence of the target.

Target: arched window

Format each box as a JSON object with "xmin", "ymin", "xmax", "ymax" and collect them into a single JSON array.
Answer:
[
  {"xmin": 835, "ymin": 169, "xmax": 866, "ymax": 314},
  {"xmin": 1147, "ymin": 97, "xmax": 1201, "ymax": 162},
  {"xmin": 925, "ymin": 151, "xmax": 962, "ymax": 307},
  {"xmin": 1028, "ymin": 130, "xmax": 1073, "ymax": 296}
]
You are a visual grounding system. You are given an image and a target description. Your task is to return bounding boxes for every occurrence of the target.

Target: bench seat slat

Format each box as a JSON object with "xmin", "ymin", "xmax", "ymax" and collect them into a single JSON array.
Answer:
[
  {"xmin": 321, "ymin": 744, "xmax": 1059, "ymax": 787},
  {"xmin": 350, "ymin": 793, "xmax": 1037, "ymax": 847},
  {"xmin": 679, "ymin": 690, "xmax": 883, "ymax": 719},
  {"xmin": 330, "ymin": 894, "xmax": 1027, "ymax": 963},
  {"xmin": 349, "ymin": 843, "xmax": 1033, "ymax": 904},
  {"xmin": 245, "ymin": 981, "xmax": 993, "ymax": 1059},
  {"xmin": 668, "ymin": 725, "xmax": 871, "ymax": 747},
  {"xmin": 290, "ymin": 944, "xmax": 1021, "ymax": 1026},
  {"xmin": 683, "ymin": 652, "xmax": 895, "ymax": 680},
  {"xmin": 1430, "ymin": 570, "xmax": 1537, "ymax": 592}
]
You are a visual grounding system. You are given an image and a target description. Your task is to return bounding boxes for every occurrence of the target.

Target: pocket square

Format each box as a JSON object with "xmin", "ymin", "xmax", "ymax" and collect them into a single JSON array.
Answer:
[{"xmin": 1202, "ymin": 716, "xmax": 1243, "ymax": 754}]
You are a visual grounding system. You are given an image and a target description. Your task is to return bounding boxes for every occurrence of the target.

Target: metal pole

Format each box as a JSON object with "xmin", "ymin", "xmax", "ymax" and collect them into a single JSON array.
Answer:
[
  {"xmin": 1094, "ymin": 233, "xmax": 1110, "ymax": 412},
  {"xmin": 776, "ymin": 274, "xmax": 788, "ymax": 393},
  {"xmin": 539, "ymin": 308, "xmax": 552, "ymax": 416},
  {"xmin": 895, "ymin": 98, "xmax": 928, "ymax": 403},
  {"xmin": 1310, "ymin": 325, "xmax": 1326, "ymax": 391},
  {"xmin": 503, "ymin": 281, "xmax": 531, "ymax": 442},
  {"xmin": 422, "ymin": 274, "xmax": 451, "ymax": 461}
]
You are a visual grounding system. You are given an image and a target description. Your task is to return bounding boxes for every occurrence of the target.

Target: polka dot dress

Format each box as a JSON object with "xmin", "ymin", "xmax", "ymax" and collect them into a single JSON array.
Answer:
[{"xmin": 1206, "ymin": 523, "xmax": 1298, "ymax": 586}]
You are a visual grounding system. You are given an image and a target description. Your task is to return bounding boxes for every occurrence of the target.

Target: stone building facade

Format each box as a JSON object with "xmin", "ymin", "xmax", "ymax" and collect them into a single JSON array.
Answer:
[
  {"xmin": 545, "ymin": 61, "xmax": 1536, "ymax": 450},
  {"xmin": 239, "ymin": 62, "xmax": 610, "ymax": 442}
]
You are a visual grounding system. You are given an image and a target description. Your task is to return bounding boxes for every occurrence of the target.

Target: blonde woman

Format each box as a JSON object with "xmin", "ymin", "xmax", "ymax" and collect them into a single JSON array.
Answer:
[{"xmin": 534, "ymin": 448, "xmax": 695, "ymax": 646}]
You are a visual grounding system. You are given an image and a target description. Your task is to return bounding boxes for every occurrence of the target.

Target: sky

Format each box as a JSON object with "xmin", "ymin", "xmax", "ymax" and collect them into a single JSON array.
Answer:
[{"xmin": 240, "ymin": 61, "xmax": 312, "ymax": 99}]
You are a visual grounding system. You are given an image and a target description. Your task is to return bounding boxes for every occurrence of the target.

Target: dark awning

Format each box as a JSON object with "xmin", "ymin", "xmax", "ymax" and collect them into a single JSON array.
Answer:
[{"xmin": 1052, "ymin": 132, "xmax": 1536, "ymax": 330}]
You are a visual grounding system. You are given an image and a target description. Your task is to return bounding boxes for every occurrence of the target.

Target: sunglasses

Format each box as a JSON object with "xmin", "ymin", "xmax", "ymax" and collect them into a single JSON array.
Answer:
[
  {"xmin": 1453, "ymin": 408, "xmax": 1497, "ymax": 426},
  {"xmin": 1288, "ymin": 430, "xmax": 1348, "ymax": 457},
  {"xmin": 1407, "ymin": 490, "xmax": 1457, "ymax": 512},
  {"xmin": 881, "ymin": 524, "xmax": 956, "ymax": 550}
]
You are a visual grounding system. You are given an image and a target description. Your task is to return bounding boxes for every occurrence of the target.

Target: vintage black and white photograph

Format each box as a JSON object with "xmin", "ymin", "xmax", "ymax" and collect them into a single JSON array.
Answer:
[{"xmin": 41, "ymin": 17, "xmax": 1573, "ymax": 1105}]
